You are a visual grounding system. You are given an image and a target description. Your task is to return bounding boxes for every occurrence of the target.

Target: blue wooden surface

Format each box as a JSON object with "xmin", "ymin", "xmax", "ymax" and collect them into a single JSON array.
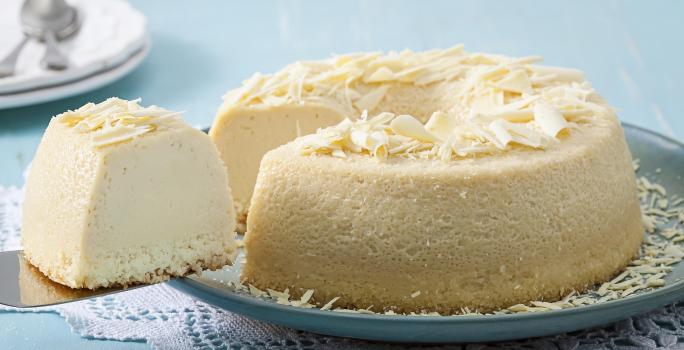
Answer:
[{"xmin": 1, "ymin": 0, "xmax": 683, "ymax": 348}]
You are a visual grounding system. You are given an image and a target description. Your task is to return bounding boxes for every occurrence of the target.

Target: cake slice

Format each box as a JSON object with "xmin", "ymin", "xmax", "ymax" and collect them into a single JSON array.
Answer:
[{"xmin": 21, "ymin": 98, "xmax": 237, "ymax": 289}]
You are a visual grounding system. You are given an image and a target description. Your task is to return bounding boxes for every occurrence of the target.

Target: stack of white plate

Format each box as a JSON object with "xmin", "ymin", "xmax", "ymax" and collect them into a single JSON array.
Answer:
[{"xmin": 0, "ymin": 0, "xmax": 148, "ymax": 109}]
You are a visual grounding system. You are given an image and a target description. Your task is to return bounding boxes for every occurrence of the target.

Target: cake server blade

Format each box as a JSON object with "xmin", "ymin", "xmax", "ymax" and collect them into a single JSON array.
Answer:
[{"xmin": 0, "ymin": 250, "xmax": 148, "ymax": 308}]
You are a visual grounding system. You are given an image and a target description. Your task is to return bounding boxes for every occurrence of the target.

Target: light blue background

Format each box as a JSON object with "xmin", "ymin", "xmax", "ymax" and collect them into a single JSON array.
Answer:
[{"xmin": 1, "ymin": 1, "xmax": 683, "ymax": 348}]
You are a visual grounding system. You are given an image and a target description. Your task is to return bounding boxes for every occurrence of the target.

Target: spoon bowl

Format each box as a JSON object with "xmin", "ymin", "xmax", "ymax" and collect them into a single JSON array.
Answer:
[
  {"xmin": 21, "ymin": 0, "xmax": 80, "ymax": 41},
  {"xmin": 21, "ymin": 0, "xmax": 81, "ymax": 71}
]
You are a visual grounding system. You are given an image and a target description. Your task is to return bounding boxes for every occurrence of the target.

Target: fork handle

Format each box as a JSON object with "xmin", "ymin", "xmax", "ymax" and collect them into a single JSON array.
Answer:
[
  {"xmin": 40, "ymin": 30, "xmax": 69, "ymax": 71},
  {"xmin": 0, "ymin": 35, "xmax": 30, "ymax": 78}
]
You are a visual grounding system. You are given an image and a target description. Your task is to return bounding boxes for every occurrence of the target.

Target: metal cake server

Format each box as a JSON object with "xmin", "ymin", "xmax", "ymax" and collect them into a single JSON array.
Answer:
[{"xmin": 0, "ymin": 250, "xmax": 148, "ymax": 308}]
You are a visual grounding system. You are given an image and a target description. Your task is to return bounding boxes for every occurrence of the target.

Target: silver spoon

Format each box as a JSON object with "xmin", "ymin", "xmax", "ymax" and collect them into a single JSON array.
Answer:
[
  {"xmin": 0, "ymin": 0, "xmax": 80, "ymax": 78},
  {"xmin": 22, "ymin": 0, "xmax": 80, "ymax": 71}
]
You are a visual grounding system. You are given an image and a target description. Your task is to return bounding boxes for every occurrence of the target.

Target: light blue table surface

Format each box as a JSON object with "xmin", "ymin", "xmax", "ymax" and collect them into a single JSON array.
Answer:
[{"xmin": 1, "ymin": 1, "xmax": 683, "ymax": 348}]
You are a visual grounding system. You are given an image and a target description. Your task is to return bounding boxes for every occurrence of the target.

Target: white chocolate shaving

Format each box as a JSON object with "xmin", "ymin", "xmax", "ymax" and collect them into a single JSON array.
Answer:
[
  {"xmin": 221, "ymin": 46, "xmax": 607, "ymax": 134},
  {"xmin": 354, "ymin": 85, "xmax": 390, "ymax": 111},
  {"xmin": 364, "ymin": 66, "xmax": 396, "ymax": 83},
  {"xmin": 495, "ymin": 69, "xmax": 533, "ymax": 94},
  {"xmin": 300, "ymin": 110, "xmax": 556, "ymax": 161},
  {"xmin": 529, "ymin": 65, "xmax": 585, "ymax": 82},
  {"xmin": 57, "ymin": 97, "xmax": 183, "ymax": 148},
  {"xmin": 534, "ymin": 102, "xmax": 570, "ymax": 138},
  {"xmin": 390, "ymin": 115, "xmax": 440, "ymax": 143},
  {"xmin": 220, "ymin": 46, "xmax": 615, "ymax": 161},
  {"xmin": 425, "ymin": 111, "xmax": 457, "ymax": 141},
  {"xmin": 320, "ymin": 297, "xmax": 340, "ymax": 311},
  {"xmin": 488, "ymin": 119, "xmax": 514, "ymax": 148}
]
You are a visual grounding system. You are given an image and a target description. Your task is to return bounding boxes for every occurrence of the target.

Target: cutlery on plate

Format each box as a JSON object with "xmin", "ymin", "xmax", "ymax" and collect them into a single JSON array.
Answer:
[
  {"xmin": 21, "ymin": 0, "xmax": 80, "ymax": 71},
  {"xmin": 0, "ymin": 0, "xmax": 81, "ymax": 77}
]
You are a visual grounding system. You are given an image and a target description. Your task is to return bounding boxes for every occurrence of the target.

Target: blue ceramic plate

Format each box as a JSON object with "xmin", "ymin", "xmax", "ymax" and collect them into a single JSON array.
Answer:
[{"xmin": 169, "ymin": 124, "xmax": 684, "ymax": 343}]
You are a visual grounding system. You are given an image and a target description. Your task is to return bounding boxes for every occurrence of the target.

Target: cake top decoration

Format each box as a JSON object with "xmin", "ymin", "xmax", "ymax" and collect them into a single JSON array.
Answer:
[{"xmin": 57, "ymin": 97, "xmax": 183, "ymax": 148}]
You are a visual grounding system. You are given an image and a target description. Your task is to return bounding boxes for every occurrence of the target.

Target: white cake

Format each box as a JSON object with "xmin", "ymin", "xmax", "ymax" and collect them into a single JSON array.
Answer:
[
  {"xmin": 237, "ymin": 47, "xmax": 643, "ymax": 313},
  {"xmin": 21, "ymin": 98, "xmax": 237, "ymax": 289},
  {"xmin": 210, "ymin": 45, "xmax": 608, "ymax": 230}
]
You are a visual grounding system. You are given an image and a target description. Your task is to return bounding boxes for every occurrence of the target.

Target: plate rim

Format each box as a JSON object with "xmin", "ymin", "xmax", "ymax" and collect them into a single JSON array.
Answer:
[
  {"xmin": 0, "ymin": 37, "xmax": 150, "ymax": 110},
  {"xmin": 169, "ymin": 273, "xmax": 684, "ymax": 324},
  {"xmin": 625, "ymin": 122, "xmax": 684, "ymax": 149}
]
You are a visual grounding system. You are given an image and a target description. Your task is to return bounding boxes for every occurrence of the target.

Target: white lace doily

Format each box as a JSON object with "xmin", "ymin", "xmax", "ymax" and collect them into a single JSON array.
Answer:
[{"xmin": 1, "ymin": 185, "xmax": 682, "ymax": 350}]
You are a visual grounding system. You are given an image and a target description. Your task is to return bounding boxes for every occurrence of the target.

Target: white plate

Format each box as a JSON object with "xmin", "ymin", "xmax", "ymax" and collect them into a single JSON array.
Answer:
[
  {"xmin": 0, "ymin": 39, "xmax": 148, "ymax": 110},
  {"xmin": 0, "ymin": 0, "xmax": 147, "ymax": 95}
]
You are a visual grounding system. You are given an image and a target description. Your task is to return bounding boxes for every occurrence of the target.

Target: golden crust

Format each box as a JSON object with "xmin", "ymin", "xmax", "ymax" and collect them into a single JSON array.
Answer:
[{"xmin": 242, "ymin": 115, "xmax": 643, "ymax": 313}]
